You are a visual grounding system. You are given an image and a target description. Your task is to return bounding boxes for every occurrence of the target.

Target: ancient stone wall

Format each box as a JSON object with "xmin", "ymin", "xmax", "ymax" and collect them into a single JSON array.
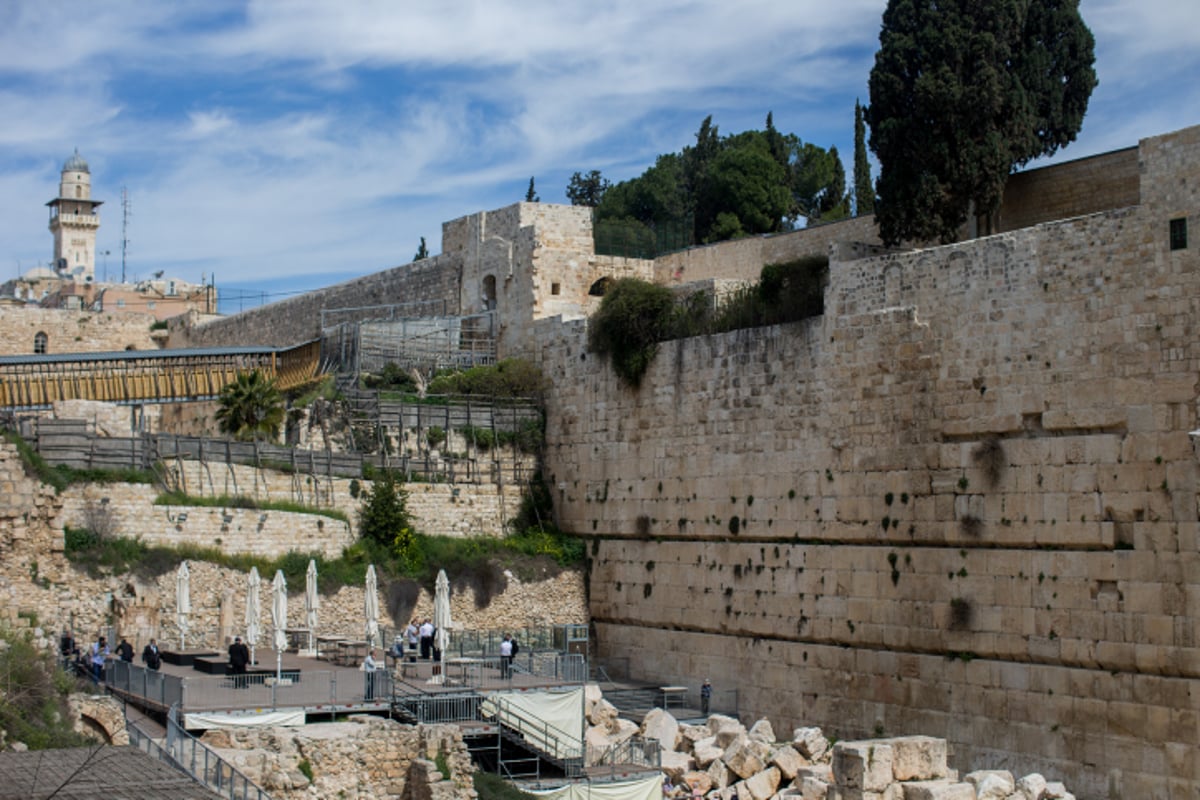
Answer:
[
  {"xmin": 0, "ymin": 307, "xmax": 161, "ymax": 355},
  {"xmin": 996, "ymin": 147, "xmax": 1140, "ymax": 234},
  {"xmin": 201, "ymin": 719, "xmax": 476, "ymax": 800},
  {"xmin": 651, "ymin": 216, "xmax": 882, "ymax": 286},
  {"xmin": 174, "ymin": 254, "xmax": 463, "ymax": 349},
  {"xmin": 537, "ymin": 126, "xmax": 1200, "ymax": 799}
]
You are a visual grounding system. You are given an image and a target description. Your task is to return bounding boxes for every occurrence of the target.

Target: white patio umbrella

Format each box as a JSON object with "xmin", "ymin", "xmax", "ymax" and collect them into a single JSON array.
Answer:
[
  {"xmin": 364, "ymin": 564, "xmax": 380, "ymax": 648},
  {"xmin": 271, "ymin": 569, "xmax": 288, "ymax": 682},
  {"xmin": 431, "ymin": 569, "xmax": 452, "ymax": 684},
  {"xmin": 245, "ymin": 567, "xmax": 261, "ymax": 667},
  {"xmin": 305, "ymin": 559, "xmax": 319, "ymax": 654},
  {"xmin": 176, "ymin": 560, "xmax": 191, "ymax": 650}
]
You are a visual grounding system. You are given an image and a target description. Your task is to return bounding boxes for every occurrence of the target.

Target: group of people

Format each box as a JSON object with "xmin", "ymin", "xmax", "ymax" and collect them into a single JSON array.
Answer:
[
  {"xmin": 58, "ymin": 631, "xmax": 162, "ymax": 683},
  {"xmin": 393, "ymin": 617, "xmax": 441, "ymax": 663}
]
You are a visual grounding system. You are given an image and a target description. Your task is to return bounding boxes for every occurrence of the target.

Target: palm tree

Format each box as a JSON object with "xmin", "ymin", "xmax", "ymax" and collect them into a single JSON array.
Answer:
[{"xmin": 215, "ymin": 369, "xmax": 285, "ymax": 442}]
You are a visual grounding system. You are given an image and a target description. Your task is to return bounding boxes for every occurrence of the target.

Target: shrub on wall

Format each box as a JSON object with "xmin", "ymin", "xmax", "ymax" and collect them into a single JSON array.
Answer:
[{"xmin": 588, "ymin": 278, "xmax": 677, "ymax": 388}]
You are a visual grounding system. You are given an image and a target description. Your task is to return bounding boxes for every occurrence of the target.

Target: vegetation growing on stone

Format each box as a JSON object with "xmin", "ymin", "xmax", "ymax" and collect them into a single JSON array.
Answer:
[
  {"xmin": 590, "ymin": 256, "xmax": 828, "ymax": 386},
  {"xmin": 214, "ymin": 369, "xmax": 285, "ymax": 442},
  {"xmin": 0, "ymin": 626, "xmax": 92, "ymax": 750},
  {"xmin": 3, "ymin": 431, "xmax": 156, "ymax": 493}
]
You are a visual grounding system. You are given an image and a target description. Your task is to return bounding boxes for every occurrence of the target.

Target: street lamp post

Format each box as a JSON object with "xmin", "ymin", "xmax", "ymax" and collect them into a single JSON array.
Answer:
[{"xmin": 101, "ymin": 251, "xmax": 111, "ymax": 283}]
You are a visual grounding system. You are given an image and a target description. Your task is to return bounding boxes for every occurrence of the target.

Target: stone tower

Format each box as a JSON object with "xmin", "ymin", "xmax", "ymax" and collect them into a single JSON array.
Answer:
[{"xmin": 46, "ymin": 149, "xmax": 103, "ymax": 282}]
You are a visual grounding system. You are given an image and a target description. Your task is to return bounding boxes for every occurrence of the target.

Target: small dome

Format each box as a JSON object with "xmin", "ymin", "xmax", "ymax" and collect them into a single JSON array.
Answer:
[{"xmin": 63, "ymin": 148, "xmax": 89, "ymax": 174}]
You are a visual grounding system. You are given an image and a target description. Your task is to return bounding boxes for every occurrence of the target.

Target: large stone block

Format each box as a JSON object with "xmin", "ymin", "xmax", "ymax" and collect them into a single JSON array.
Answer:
[
  {"xmin": 694, "ymin": 737, "xmax": 725, "ymax": 768},
  {"xmin": 899, "ymin": 781, "xmax": 974, "ymax": 800},
  {"xmin": 965, "ymin": 770, "xmax": 1014, "ymax": 799},
  {"xmin": 1013, "ymin": 774, "xmax": 1047, "ymax": 800},
  {"xmin": 796, "ymin": 775, "xmax": 829, "ymax": 800},
  {"xmin": 768, "ymin": 745, "xmax": 807, "ymax": 780},
  {"xmin": 748, "ymin": 718, "xmax": 776, "ymax": 743},
  {"xmin": 643, "ymin": 708, "xmax": 681, "ymax": 752},
  {"xmin": 724, "ymin": 734, "xmax": 769, "ymax": 780},
  {"xmin": 706, "ymin": 758, "xmax": 734, "ymax": 789},
  {"xmin": 832, "ymin": 741, "xmax": 894, "ymax": 792},
  {"xmin": 661, "ymin": 751, "xmax": 695, "ymax": 781},
  {"xmin": 886, "ymin": 736, "xmax": 947, "ymax": 781},
  {"xmin": 742, "ymin": 766, "xmax": 781, "ymax": 800},
  {"xmin": 792, "ymin": 727, "xmax": 829, "ymax": 760}
]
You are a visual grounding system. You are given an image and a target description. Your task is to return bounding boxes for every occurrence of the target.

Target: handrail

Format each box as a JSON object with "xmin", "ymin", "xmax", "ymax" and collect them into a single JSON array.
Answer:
[
  {"xmin": 166, "ymin": 703, "xmax": 272, "ymax": 800},
  {"xmin": 484, "ymin": 692, "xmax": 583, "ymax": 774}
]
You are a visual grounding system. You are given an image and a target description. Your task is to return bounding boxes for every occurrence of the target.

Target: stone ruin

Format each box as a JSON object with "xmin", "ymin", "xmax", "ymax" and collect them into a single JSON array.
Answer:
[{"xmin": 585, "ymin": 687, "xmax": 1077, "ymax": 800}]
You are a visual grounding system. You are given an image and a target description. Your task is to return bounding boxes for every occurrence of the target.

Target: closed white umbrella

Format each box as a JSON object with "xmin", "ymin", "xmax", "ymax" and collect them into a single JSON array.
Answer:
[
  {"xmin": 245, "ymin": 567, "xmax": 261, "ymax": 667},
  {"xmin": 305, "ymin": 559, "xmax": 319, "ymax": 654},
  {"xmin": 432, "ymin": 569, "xmax": 452, "ymax": 684},
  {"xmin": 364, "ymin": 564, "xmax": 380, "ymax": 648},
  {"xmin": 271, "ymin": 569, "xmax": 288, "ymax": 681},
  {"xmin": 176, "ymin": 560, "xmax": 191, "ymax": 650}
]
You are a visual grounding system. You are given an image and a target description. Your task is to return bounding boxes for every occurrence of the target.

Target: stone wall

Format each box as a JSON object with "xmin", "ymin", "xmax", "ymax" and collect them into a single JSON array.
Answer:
[
  {"xmin": 201, "ymin": 719, "xmax": 476, "ymax": 800},
  {"xmin": 996, "ymin": 147, "xmax": 1140, "ymax": 234},
  {"xmin": 538, "ymin": 126, "xmax": 1200, "ymax": 799},
  {"xmin": 0, "ymin": 306, "xmax": 161, "ymax": 355},
  {"xmin": 652, "ymin": 215, "xmax": 882, "ymax": 286},
  {"xmin": 175, "ymin": 254, "xmax": 463, "ymax": 349}
]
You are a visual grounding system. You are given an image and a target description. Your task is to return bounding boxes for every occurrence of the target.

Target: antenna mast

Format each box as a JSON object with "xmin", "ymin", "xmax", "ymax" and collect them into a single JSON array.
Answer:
[{"xmin": 120, "ymin": 187, "xmax": 131, "ymax": 283}]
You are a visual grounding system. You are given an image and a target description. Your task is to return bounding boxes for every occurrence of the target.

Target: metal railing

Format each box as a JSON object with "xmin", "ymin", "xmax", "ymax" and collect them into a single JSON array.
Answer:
[
  {"xmin": 166, "ymin": 704, "xmax": 271, "ymax": 800},
  {"xmin": 484, "ymin": 692, "xmax": 584, "ymax": 776},
  {"xmin": 108, "ymin": 661, "xmax": 184, "ymax": 708},
  {"xmin": 587, "ymin": 735, "xmax": 662, "ymax": 775}
]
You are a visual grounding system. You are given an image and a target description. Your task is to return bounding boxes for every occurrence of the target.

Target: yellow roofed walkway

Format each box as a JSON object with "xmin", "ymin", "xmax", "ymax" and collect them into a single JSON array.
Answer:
[{"xmin": 0, "ymin": 340, "xmax": 321, "ymax": 409}]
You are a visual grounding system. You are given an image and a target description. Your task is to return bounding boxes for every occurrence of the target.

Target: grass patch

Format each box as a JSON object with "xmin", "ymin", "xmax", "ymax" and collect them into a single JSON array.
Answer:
[
  {"xmin": 474, "ymin": 771, "xmax": 536, "ymax": 800},
  {"xmin": 154, "ymin": 491, "xmax": 348, "ymax": 524},
  {"xmin": 3, "ymin": 431, "xmax": 156, "ymax": 493}
]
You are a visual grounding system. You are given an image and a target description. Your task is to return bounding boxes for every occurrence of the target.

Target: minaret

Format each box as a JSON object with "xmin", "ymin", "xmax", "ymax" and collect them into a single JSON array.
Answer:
[{"xmin": 47, "ymin": 149, "xmax": 103, "ymax": 282}]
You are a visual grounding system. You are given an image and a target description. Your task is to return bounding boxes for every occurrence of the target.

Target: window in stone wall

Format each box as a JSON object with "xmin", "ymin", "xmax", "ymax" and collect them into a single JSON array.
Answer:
[
  {"xmin": 551, "ymin": 282, "xmax": 561, "ymax": 295},
  {"xmin": 33, "ymin": 331, "xmax": 47, "ymax": 354},
  {"xmin": 1169, "ymin": 217, "xmax": 1187, "ymax": 250}
]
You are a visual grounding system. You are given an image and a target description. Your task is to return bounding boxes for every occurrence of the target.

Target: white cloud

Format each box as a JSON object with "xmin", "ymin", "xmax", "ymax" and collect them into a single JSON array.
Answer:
[{"xmin": 0, "ymin": 0, "xmax": 1195, "ymax": 291}]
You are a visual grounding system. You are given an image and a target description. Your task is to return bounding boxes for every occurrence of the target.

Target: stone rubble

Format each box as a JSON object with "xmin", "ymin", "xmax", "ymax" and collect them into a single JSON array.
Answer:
[{"xmin": 580, "ymin": 689, "xmax": 1077, "ymax": 800}]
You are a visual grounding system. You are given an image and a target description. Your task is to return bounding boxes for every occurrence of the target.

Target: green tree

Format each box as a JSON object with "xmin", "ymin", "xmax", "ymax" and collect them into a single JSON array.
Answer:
[
  {"xmin": 696, "ymin": 132, "xmax": 791, "ymax": 241},
  {"xmin": 853, "ymin": 100, "xmax": 875, "ymax": 216},
  {"xmin": 566, "ymin": 170, "xmax": 610, "ymax": 206},
  {"xmin": 525, "ymin": 177, "xmax": 539, "ymax": 202},
  {"xmin": 789, "ymin": 141, "xmax": 845, "ymax": 224},
  {"xmin": 214, "ymin": 370, "xmax": 284, "ymax": 442},
  {"xmin": 413, "ymin": 237, "xmax": 429, "ymax": 261},
  {"xmin": 867, "ymin": 0, "xmax": 1096, "ymax": 245},
  {"xmin": 359, "ymin": 471, "xmax": 414, "ymax": 556}
]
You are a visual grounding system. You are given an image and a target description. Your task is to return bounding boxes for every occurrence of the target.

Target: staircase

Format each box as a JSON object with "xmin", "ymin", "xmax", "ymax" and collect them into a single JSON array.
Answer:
[{"xmin": 603, "ymin": 687, "xmax": 664, "ymax": 721}]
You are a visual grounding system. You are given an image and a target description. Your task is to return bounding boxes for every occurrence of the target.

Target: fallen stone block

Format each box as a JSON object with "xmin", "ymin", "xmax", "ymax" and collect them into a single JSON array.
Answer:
[
  {"xmin": 590, "ymin": 698, "xmax": 618, "ymax": 728},
  {"xmin": 1044, "ymin": 781, "xmax": 1075, "ymax": 800},
  {"xmin": 1014, "ymin": 774, "xmax": 1047, "ymax": 800},
  {"xmin": 681, "ymin": 770, "xmax": 713, "ymax": 794},
  {"xmin": 965, "ymin": 770, "xmax": 1014, "ymax": 799},
  {"xmin": 886, "ymin": 736, "xmax": 947, "ymax": 781},
  {"xmin": 742, "ymin": 766, "xmax": 782, "ymax": 800},
  {"xmin": 643, "ymin": 708, "xmax": 682, "ymax": 752},
  {"xmin": 707, "ymin": 758, "xmax": 734, "ymax": 789},
  {"xmin": 900, "ymin": 780, "xmax": 975, "ymax": 799},
  {"xmin": 661, "ymin": 750, "xmax": 695, "ymax": 782},
  {"xmin": 610, "ymin": 718, "xmax": 639, "ymax": 744},
  {"xmin": 792, "ymin": 727, "xmax": 829, "ymax": 761},
  {"xmin": 694, "ymin": 736, "xmax": 725, "ymax": 768},
  {"xmin": 796, "ymin": 776, "xmax": 829, "ymax": 800},
  {"xmin": 832, "ymin": 741, "xmax": 894, "ymax": 792},
  {"xmin": 748, "ymin": 718, "xmax": 776, "ymax": 744},
  {"xmin": 795, "ymin": 764, "xmax": 834, "ymax": 784},
  {"xmin": 680, "ymin": 723, "xmax": 712, "ymax": 750},
  {"xmin": 709, "ymin": 714, "xmax": 746, "ymax": 744},
  {"xmin": 769, "ymin": 745, "xmax": 807, "ymax": 780},
  {"xmin": 725, "ymin": 734, "xmax": 769, "ymax": 779}
]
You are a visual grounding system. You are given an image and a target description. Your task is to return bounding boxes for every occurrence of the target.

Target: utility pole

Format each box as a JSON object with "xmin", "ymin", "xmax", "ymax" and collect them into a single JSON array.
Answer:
[{"xmin": 120, "ymin": 187, "xmax": 131, "ymax": 283}]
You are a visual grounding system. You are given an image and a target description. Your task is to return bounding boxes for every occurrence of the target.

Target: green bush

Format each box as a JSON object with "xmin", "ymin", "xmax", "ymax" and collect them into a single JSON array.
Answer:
[
  {"xmin": 474, "ymin": 771, "xmax": 537, "ymax": 800},
  {"xmin": 0, "ymin": 627, "xmax": 91, "ymax": 749},
  {"xmin": 426, "ymin": 426, "xmax": 446, "ymax": 449},
  {"xmin": 426, "ymin": 358, "xmax": 548, "ymax": 399},
  {"xmin": 2, "ymin": 432, "xmax": 156, "ymax": 493},
  {"xmin": 588, "ymin": 278, "xmax": 676, "ymax": 388}
]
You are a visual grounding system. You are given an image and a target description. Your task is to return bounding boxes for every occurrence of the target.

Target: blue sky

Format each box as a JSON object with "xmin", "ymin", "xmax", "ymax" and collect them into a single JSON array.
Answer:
[{"xmin": 0, "ymin": 1, "xmax": 1197, "ymax": 311}]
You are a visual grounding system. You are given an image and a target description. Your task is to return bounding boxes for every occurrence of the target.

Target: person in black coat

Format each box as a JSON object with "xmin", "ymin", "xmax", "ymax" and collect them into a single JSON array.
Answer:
[
  {"xmin": 229, "ymin": 636, "xmax": 251, "ymax": 674},
  {"xmin": 142, "ymin": 638, "xmax": 161, "ymax": 671},
  {"xmin": 116, "ymin": 637, "xmax": 134, "ymax": 663}
]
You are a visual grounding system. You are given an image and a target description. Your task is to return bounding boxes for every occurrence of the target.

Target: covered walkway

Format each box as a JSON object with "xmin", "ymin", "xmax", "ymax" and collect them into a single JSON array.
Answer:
[{"xmin": 0, "ymin": 340, "xmax": 321, "ymax": 409}]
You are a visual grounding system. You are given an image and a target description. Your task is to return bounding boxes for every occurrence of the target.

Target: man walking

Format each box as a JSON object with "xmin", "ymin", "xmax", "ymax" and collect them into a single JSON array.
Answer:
[{"xmin": 90, "ymin": 636, "xmax": 109, "ymax": 684}]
